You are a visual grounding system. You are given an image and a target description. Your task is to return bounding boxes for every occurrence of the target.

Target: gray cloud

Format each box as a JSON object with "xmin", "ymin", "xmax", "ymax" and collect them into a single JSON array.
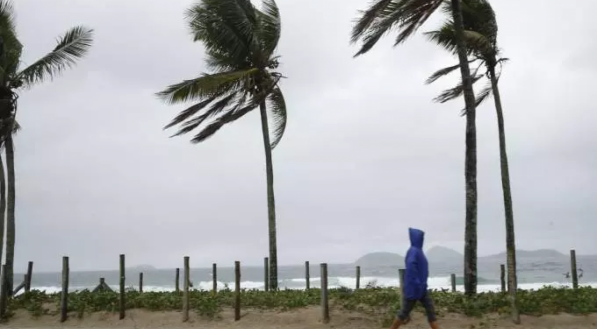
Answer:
[{"xmin": 10, "ymin": 0, "xmax": 597, "ymax": 271}]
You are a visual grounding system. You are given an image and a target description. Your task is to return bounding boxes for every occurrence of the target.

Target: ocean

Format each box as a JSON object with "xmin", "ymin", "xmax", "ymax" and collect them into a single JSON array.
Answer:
[{"xmin": 16, "ymin": 253, "xmax": 597, "ymax": 294}]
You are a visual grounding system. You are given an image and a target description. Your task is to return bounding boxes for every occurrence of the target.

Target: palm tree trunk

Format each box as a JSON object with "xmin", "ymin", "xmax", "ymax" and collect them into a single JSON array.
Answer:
[
  {"xmin": 4, "ymin": 134, "xmax": 14, "ymax": 296},
  {"xmin": 0, "ymin": 154, "xmax": 6, "ymax": 267},
  {"xmin": 258, "ymin": 101, "xmax": 278, "ymax": 290},
  {"xmin": 488, "ymin": 64, "xmax": 520, "ymax": 323},
  {"xmin": 450, "ymin": 0, "xmax": 478, "ymax": 296}
]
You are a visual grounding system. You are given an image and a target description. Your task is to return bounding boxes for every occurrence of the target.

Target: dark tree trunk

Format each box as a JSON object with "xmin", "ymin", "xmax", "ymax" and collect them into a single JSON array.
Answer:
[
  {"xmin": 5, "ymin": 134, "xmax": 15, "ymax": 296},
  {"xmin": 259, "ymin": 101, "xmax": 278, "ymax": 290},
  {"xmin": 450, "ymin": 0, "xmax": 478, "ymax": 296},
  {"xmin": 0, "ymin": 154, "xmax": 5, "ymax": 268},
  {"xmin": 488, "ymin": 64, "xmax": 520, "ymax": 323}
]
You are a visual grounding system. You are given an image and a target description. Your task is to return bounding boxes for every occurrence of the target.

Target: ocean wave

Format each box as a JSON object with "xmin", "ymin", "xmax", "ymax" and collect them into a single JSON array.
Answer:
[{"xmin": 22, "ymin": 275, "xmax": 597, "ymax": 294}]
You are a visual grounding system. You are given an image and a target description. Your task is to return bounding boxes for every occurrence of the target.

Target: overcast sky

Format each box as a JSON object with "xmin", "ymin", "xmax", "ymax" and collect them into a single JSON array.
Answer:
[{"xmin": 10, "ymin": 0, "xmax": 596, "ymax": 271}]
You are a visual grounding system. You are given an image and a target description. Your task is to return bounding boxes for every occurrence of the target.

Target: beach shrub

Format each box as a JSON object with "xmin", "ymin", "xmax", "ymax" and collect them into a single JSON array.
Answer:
[{"xmin": 4, "ymin": 286, "xmax": 597, "ymax": 323}]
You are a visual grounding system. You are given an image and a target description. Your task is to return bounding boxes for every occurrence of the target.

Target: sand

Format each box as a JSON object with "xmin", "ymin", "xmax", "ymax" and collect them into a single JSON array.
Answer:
[{"xmin": 4, "ymin": 307, "xmax": 597, "ymax": 328}]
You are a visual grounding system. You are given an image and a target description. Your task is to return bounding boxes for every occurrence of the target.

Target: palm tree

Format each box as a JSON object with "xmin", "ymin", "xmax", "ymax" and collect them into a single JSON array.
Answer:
[
  {"xmin": 157, "ymin": 0, "xmax": 287, "ymax": 290},
  {"xmin": 424, "ymin": 0, "xmax": 519, "ymax": 322},
  {"xmin": 351, "ymin": 0, "xmax": 479, "ymax": 295},
  {"xmin": 0, "ymin": 0, "xmax": 94, "ymax": 294}
]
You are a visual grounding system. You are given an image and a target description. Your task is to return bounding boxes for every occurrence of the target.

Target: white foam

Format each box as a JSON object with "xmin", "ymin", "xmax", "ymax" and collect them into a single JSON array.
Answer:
[{"xmin": 25, "ymin": 276, "xmax": 597, "ymax": 294}]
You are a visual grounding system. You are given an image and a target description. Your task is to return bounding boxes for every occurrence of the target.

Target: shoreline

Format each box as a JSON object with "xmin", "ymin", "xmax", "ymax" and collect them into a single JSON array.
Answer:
[{"xmin": 6, "ymin": 307, "xmax": 597, "ymax": 328}]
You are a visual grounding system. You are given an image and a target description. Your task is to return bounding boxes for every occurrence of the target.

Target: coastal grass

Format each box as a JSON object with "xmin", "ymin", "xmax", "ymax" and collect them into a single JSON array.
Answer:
[{"xmin": 4, "ymin": 286, "xmax": 597, "ymax": 324}]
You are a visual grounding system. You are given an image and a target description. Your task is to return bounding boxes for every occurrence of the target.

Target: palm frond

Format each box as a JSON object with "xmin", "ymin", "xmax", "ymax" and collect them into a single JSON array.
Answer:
[
  {"xmin": 458, "ymin": 80, "xmax": 493, "ymax": 116},
  {"xmin": 190, "ymin": 93, "xmax": 257, "ymax": 144},
  {"xmin": 425, "ymin": 61, "xmax": 474, "ymax": 85},
  {"xmin": 170, "ymin": 92, "xmax": 238, "ymax": 137},
  {"xmin": 164, "ymin": 95, "xmax": 220, "ymax": 130},
  {"xmin": 433, "ymin": 73, "xmax": 483, "ymax": 103},
  {"xmin": 350, "ymin": 0, "xmax": 393, "ymax": 44},
  {"xmin": 156, "ymin": 68, "xmax": 259, "ymax": 104},
  {"xmin": 390, "ymin": 0, "xmax": 444, "ymax": 46},
  {"xmin": 17, "ymin": 26, "xmax": 93, "ymax": 87},
  {"xmin": 352, "ymin": 0, "xmax": 443, "ymax": 57},
  {"xmin": 186, "ymin": 0, "xmax": 257, "ymax": 65},
  {"xmin": 267, "ymin": 86, "xmax": 286, "ymax": 149},
  {"xmin": 256, "ymin": 0, "xmax": 281, "ymax": 59},
  {"xmin": 0, "ymin": 0, "xmax": 22, "ymax": 79},
  {"xmin": 188, "ymin": 73, "xmax": 280, "ymax": 144}
]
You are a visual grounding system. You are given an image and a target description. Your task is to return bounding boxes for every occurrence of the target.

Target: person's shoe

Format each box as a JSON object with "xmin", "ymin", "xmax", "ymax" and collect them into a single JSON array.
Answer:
[{"xmin": 429, "ymin": 321, "xmax": 440, "ymax": 329}]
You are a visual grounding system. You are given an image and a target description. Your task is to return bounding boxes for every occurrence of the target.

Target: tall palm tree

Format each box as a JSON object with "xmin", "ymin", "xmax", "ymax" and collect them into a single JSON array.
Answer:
[
  {"xmin": 0, "ymin": 0, "xmax": 94, "ymax": 294},
  {"xmin": 424, "ymin": 0, "xmax": 519, "ymax": 322},
  {"xmin": 157, "ymin": 0, "xmax": 287, "ymax": 290},
  {"xmin": 351, "ymin": 0, "xmax": 479, "ymax": 295}
]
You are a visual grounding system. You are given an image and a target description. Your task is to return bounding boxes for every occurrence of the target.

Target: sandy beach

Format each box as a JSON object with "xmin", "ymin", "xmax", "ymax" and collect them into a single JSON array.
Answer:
[{"xmin": 4, "ymin": 307, "xmax": 597, "ymax": 329}]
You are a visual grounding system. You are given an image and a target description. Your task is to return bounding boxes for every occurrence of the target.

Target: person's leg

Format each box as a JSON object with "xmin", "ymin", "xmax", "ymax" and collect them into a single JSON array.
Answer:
[
  {"xmin": 420, "ymin": 291, "xmax": 439, "ymax": 329},
  {"xmin": 389, "ymin": 298, "xmax": 415, "ymax": 329}
]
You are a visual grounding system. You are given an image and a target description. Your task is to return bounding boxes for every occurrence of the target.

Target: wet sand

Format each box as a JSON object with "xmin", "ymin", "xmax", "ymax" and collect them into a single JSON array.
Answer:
[{"xmin": 4, "ymin": 307, "xmax": 597, "ymax": 328}]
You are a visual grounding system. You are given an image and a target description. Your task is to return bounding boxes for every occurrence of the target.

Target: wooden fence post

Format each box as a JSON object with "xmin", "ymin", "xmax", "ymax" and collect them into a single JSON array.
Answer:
[
  {"xmin": 320, "ymin": 263, "xmax": 329, "ymax": 324},
  {"xmin": 212, "ymin": 263, "xmax": 217, "ymax": 295},
  {"xmin": 264, "ymin": 257, "xmax": 269, "ymax": 292},
  {"xmin": 60, "ymin": 256, "xmax": 69, "ymax": 322},
  {"xmin": 570, "ymin": 249, "xmax": 578, "ymax": 289},
  {"xmin": 450, "ymin": 273, "xmax": 456, "ymax": 292},
  {"xmin": 305, "ymin": 261, "xmax": 310, "ymax": 290},
  {"xmin": 119, "ymin": 254, "xmax": 125, "ymax": 320},
  {"xmin": 235, "ymin": 261, "xmax": 241, "ymax": 321},
  {"xmin": 0, "ymin": 265, "xmax": 8, "ymax": 319},
  {"xmin": 175, "ymin": 268, "xmax": 180, "ymax": 293},
  {"xmin": 182, "ymin": 256, "xmax": 190, "ymax": 322},
  {"xmin": 500, "ymin": 264, "xmax": 506, "ymax": 292},
  {"xmin": 139, "ymin": 272, "xmax": 143, "ymax": 293},
  {"xmin": 356, "ymin": 266, "xmax": 361, "ymax": 289},
  {"xmin": 25, "ymin": 261, "xmax": 33, "ymax": 293}
]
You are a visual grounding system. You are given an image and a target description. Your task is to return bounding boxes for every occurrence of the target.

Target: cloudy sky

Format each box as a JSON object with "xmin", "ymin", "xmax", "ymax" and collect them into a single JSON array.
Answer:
[{"xmin": 10, "ymin": 0, "xmax": 596, "ymax": 272}]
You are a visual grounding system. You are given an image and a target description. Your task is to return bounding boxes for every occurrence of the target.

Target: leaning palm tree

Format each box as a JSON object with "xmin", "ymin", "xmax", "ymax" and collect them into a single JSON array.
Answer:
[
  {"xmin": 424, "ymin": 0, "xmax": 520, "ymax": 322},
  {"xmin": 0, "ymin": 0, "xmax": 93, "ymax": 294},
  {"xmin": 157, "ymin": 0, "xmax": 287, "ymax": 290},
  {"xmin": 351, "ymin": 0, "xmax": 479, "ymax": 295}
]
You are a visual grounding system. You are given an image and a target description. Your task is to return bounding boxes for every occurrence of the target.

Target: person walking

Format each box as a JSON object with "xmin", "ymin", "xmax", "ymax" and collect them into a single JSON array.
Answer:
[{"xmin": 389, "ymin": 228, "xmax": 440, "ymax": 329}]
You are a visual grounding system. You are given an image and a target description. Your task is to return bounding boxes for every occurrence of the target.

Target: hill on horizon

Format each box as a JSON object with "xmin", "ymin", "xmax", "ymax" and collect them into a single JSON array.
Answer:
[
  {"xmin": 354, "ymin": 248, "xmax": 577, "ymax": 267},
  {"xmin": 354, "ymin": 252, "xmax": 404, "ymax": 267}
]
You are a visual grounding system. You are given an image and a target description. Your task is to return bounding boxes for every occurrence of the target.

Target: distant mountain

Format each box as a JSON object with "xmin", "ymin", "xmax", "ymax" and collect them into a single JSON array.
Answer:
[
  {"xmin": 426, "ymin": 246, "xmax": 462, "ymax": 263},
  {"xmin": 482, "ymin": 249, "xmax": 566, "ymax": 260},
  {"xmin": 128, "ymin": 264, "xmax": 156, "ymax": 271},
  {"xmin": 355, "ymin": 252, "xmax": 404, "ymax": 267}
]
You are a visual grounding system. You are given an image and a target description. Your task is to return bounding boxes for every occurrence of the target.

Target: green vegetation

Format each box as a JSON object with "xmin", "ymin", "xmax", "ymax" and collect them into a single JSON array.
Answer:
[{"xmin": 5, "ymin": 287, "xmax": 597, "ymax": 325}]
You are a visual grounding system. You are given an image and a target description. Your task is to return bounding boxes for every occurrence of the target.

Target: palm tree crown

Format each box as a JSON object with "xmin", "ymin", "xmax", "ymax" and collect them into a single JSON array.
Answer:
[
  {"xmin": 424, "ymin": 0, "xmax": 506, "ymax": 110},
  {"xmin": 157, "ymin": 0, "xmax": 287, "ymax": 148}
]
